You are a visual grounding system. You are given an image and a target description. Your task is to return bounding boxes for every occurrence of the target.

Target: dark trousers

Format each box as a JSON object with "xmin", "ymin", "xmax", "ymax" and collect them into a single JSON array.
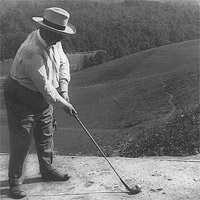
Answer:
[{"xmin": 3, "ymin": 76, "xmax": 54, "ymax": 187}]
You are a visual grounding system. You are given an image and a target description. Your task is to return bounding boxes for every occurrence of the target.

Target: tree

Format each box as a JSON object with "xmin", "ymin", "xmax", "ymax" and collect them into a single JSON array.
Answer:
[{"xmin": 0, "ymin": 0, "xmax": 199, "ymax": 61}]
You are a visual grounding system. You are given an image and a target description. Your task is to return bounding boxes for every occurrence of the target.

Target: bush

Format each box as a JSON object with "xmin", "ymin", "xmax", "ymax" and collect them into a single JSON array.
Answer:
[{"xmin": 120, "ymin": 106, "xmax": 200, "ymax": 157}]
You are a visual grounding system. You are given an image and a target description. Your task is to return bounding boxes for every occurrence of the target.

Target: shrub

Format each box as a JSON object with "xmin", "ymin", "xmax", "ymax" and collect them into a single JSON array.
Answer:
[{"xmin": 120, "ymin": 106, "xmax": 200, "ymax": 157}]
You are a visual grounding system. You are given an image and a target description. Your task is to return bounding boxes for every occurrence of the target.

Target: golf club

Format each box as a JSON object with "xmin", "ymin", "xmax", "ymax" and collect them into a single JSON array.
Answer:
[{"xmin": 73, "ymin": 113, "xmax": 141, "ymax": 195}]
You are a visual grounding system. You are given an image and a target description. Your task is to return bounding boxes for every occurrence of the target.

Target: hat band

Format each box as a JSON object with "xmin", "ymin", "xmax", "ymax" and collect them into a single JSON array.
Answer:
[{"xmin": 43, "ymin": 18, "xmax": 66, "ymax": 31}]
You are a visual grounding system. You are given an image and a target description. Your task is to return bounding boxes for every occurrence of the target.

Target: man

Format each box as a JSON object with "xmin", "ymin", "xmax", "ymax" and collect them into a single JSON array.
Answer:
[{"xmin": 3, "ymin": 7, "xmax": 77, "ymax": 199}]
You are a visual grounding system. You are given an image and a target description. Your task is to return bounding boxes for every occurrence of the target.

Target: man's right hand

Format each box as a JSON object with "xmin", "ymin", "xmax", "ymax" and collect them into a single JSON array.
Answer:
[{"xmin": 63, "ymin": 102, "xmax": 77, "ymax": 116}]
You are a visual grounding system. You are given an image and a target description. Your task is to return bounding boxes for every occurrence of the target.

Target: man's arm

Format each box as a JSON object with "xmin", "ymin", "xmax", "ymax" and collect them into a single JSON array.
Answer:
[
  {"xmin": 58, "ymin": 42, "xmax": 70, "ymax": 102},
  {"xmin": 23, "ymin": 52, "xmax": 76, "ymax": 115}
]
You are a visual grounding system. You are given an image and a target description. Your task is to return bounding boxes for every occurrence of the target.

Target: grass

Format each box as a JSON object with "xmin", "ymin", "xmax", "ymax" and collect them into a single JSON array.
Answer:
[
  {"xmin": 67, "ymin": 39, "xmax": 200, "ymax": 156},
  {"xmin": 120, "ymin": 106, "xmax": 200, "ymax": 157},
  {"xmin": 0, "ymin": 39, "xmax": 199, "ymax": 157},
  {"xmin": 120, "ymin": 66, "xmax": 200, "ymax": 157},
  {"xmin": 67, "ymin": 40, "xmax": 199, "ymax": 128}
]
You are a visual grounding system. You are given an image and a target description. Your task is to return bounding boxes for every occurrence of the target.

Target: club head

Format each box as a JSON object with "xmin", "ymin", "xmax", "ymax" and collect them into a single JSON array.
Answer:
[{"xmin": 126, "ymin": 184, "xmax": 142, "ymax": 195}]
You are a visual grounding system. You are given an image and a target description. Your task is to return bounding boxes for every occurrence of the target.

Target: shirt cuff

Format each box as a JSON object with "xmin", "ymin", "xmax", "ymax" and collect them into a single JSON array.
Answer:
[{"xmin": 59, "ymin": 79, "xmax": 69, "ymax": 93}]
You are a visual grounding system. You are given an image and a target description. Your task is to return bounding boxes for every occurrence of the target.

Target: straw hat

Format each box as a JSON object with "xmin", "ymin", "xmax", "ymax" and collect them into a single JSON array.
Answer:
[{"xmin": 32, "ymin": 7, "xmax": 76, "ymax": 35}]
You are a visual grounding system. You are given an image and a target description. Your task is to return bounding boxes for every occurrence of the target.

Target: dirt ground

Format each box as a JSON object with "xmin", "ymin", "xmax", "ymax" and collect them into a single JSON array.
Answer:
[{"xmin": 0, "ymin": 154, "xmax": 200, "ymax": 200}]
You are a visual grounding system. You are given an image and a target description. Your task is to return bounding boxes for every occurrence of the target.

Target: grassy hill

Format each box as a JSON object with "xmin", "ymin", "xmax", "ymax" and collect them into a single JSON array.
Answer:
[
  {"xmin": 1, "ymin": 39, "xmax": 199, "ymax": 157},
  {"xmin": 62, "ymin": 39, "xmax": 199, "ymax": 127},
  {"xmin": 147, "ymin": 0, "xmax": 198, "ymax": 4},
  {"xmin": 57, "ymin": 39, "xmax": 199, "ymax": 156}
]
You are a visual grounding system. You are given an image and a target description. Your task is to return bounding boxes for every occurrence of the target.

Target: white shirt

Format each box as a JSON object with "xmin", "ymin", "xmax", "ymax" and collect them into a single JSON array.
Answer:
[{"xmin": 10, "ymin": 30, "xmax": 70, "ymax": 107}]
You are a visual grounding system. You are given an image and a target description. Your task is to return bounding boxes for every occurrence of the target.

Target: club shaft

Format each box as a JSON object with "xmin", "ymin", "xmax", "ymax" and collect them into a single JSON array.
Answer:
[{"xmin": 74, "ymin": 115, "xmax": 130, "ymax": 189}]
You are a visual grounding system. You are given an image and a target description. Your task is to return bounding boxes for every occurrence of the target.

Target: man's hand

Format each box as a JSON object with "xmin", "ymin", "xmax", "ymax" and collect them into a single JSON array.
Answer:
[
  {"xmin": 60, "ymin": 91, "xmax": 69, "ymax": 102},
  {"xmin": 63, "ymin": 102, "xmax": 77, "ymax": 116}
]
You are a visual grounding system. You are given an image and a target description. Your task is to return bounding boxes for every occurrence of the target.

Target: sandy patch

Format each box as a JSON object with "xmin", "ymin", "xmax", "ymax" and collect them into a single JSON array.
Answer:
[{"xmin": 0, "ymin": 154, "xmax": 200, "ymax": 200}]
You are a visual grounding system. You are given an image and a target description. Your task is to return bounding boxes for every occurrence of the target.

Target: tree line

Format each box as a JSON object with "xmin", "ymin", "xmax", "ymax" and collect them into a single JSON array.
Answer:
[{"xmin": 0, "ymin": 0, "xmax": 199, "ymax": 67}]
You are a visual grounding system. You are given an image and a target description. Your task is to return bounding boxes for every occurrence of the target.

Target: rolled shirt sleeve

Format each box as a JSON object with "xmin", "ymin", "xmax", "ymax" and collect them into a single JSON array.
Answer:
[
  {"xmin": 23, "ymin": 52, "xmax": 68, "ymax": 108},
  {"xmin": 58, "ymin": 42, "xmax": 70, "ymax": 93}
]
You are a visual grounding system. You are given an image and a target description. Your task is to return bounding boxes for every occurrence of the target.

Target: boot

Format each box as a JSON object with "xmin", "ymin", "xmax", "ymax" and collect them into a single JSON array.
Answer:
[
  {"xmin": 9, "ymin": 185, "xmax": 26, "ymax": 199},
  {"xmin": 41, "ymin": 169, "xmax": 71, "ymax": 181}
]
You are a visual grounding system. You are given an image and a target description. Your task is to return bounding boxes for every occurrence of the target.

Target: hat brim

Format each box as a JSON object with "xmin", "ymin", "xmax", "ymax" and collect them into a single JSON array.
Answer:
[{"xmin": 32, "ymin": 17, "xmax": 76, "ymax": 35}]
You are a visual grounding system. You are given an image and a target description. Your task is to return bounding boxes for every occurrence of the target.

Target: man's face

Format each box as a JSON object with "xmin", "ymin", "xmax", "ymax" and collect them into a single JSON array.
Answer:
[{"xmin": 46, "ymin": 29, "xmax": 63, "ymax": 46}]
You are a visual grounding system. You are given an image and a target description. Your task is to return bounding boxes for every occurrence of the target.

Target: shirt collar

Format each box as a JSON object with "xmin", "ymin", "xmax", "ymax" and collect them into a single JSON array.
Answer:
[{"xmin": 36, "ymin": 29, "xmax": 48, "ymax": 48}]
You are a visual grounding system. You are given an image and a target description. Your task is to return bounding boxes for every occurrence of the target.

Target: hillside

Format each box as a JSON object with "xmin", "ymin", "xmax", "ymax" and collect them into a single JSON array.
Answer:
[
  {"xmin": 147, "ymin": 0, "xmax": 198, "ymax": 5},
  {"xmin": 55, "ymin": 39, "xmax": 199, "ymax": 127},
  {"xmin": 0, "ymin": 40, "xmax": 199, "ymax": 157},
  {"xmin": 53, "ymin": 39, "xmax": 200, "ymax": 156}
]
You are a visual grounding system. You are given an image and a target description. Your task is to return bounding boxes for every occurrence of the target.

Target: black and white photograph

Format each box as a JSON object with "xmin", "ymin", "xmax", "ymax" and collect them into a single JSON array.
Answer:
[{"xmin": 0, "ymin": 0, "xmax": 199, "ymax": 199}]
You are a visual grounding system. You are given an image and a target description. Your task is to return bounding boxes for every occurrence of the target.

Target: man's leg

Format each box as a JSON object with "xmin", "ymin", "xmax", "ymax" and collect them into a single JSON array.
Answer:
[
  {"xmin": 4, "ymin": 91, "xmax": 34, "ymax": 199},
  {"xmin": 34, "ymin": 105, "xmax": 71, "ymax": 181},
  {"xmin": 34, "ymin": 105, "xmax": 54, "ymax": 174}
]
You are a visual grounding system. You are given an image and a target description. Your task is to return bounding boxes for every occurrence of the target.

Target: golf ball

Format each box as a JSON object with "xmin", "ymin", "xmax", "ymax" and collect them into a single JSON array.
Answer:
[{"xmin": 135, "ymin": 184, "xmax": 142, "ymax": 190}]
